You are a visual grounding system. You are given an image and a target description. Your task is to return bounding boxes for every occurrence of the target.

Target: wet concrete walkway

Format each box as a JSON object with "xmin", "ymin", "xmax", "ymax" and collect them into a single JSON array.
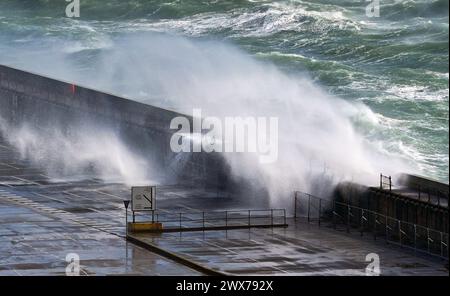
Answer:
[
  {"xmin": 0, "ymin": 136, "xmax": 448, "ymax": 276},
  {"xmin": 0, "ymin": 137, "xmax": 201, "ymax": 276},
  {"xmin": 0, "ymin": 187, "xmax": 201, "ymax": 275},
  {"xmin": 129, "ymin": 220, "xmax": 448, "ymax": 276}
]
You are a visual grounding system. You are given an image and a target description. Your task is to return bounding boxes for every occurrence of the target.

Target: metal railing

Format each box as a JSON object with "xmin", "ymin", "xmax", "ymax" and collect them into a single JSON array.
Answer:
[
  {"xmin": 132, "ymin": 209, "xmax": 287, "ymax": 231},
  {"xmin": 294, "ymin": 191, "xmax": 449, "ymax": 260},
  {"xmin": 378, "ymin": 174, "xmax": 448, "ymax": 208},
  {"xmin": 410, "ymin": 182, "xmax": 448, "ymax": 208}
]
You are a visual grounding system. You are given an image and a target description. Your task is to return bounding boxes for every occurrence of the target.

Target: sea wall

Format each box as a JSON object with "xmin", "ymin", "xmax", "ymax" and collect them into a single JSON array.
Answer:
[
  {"xmin": 335, "ymin": 182, "xmax": 449, "ymax": 233},
  {"xmin": 0, "ymin": 64, "xmax": 231, "ymax": 189}
]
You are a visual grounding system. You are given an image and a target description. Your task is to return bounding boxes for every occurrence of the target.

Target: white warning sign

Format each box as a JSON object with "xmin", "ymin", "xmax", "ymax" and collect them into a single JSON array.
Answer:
[{"xmin": 131, "ymin": 186, "xmax": 155, "ymax": 211}]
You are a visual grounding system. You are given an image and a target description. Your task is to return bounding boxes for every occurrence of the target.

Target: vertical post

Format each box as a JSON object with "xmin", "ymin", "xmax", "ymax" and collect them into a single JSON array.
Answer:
[
  {"xmin": 333, "ymin": 201, "xmax": 336, "ymax": 229},
  {"xmin": 360, "ymin": 209, "xmax": 364, "ymax": 236},
  {"xmin": 406, "ymin": 203, "xmax": 409, "ymax": 223},
  {"xmin": 373, "ymin": 213, "xmax": 377, "ymax": 241},
  {"xmin": 398, "ymin": 220, "xmax": 402, "ymax": 247},
  {"xmin": 415, "ymin": 205, "xmax": 418, "ymax": 225},
  {"xmin": 294, "ymin": 192, "xmax": 297, "ymax": 220},
  {"xmin": 414, "ymin": 224, "xmax": 417, "ymax": 254},
  {"xmin": 446, "ymin": 234, "xmax": 449, "ymax": 259},
  {"xmin": 283, "ymin": 209, "xmax": 287, "ymax": 225},
  {"xmin": 318, "ymin": 199, "xmax": 322, "ymax": 227},
  {"xmin": 447, "ymin": 235, "xmax": 449, "ymax": 258},
  {"xmin": 248, "ymin": 210, "xmax": 251, "ymax": 227},
  {"xmin": 202, "ymin": 212, "xmax": 205, "ymax": 230},
  {"xmin": 380, "ymin": 173, "xmax": 382, "ymax": 189},
  {"xmin": 125, "ymin": 207, "xmax": 128, "ymax": 235},
  {"xmin": 271, "ymin": 209, "xmax": 274, "ymax": 226},
  {"xmin": 152, "ymin": 210, "xmax": 154, "ymax": 223},
  {"xmin": 386, "ymin": 194, "xmax": 389, "ymax": 218},
  {"xmin": 179, "ymin": 212, "xmax": 182, "ymax": 229},
  {"xmin": 385, "ymin": 215, "xmax": 388, "ymax": 242},
  {"xmin": 307, "ymin": 195, "xmax": 311, "ymax": 223},
  {"xmin": 225, "ymin": 211, "xmax": 228, "ymax": 227},
  {"xmin": 389, "ymin": 176, "xmax": 392, "ymax": 191},
  {"xmin": 133, "ymin": 211, "xmax": 135, "ymax": 223},
  {"xmin": 440, "ymin": 231, "xmax": 443, "ymax": 257},
  {"xmin": 427, "ymin": 228, "xmax": 430, "ymax": 254},
  {"xmin": 347, "ymin": 204, "xmax": 350, "ymax": 233}
]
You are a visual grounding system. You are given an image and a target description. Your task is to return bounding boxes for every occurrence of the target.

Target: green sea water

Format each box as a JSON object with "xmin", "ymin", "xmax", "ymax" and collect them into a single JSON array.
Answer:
[{"xmin": 0, "ymin": 0, "xmax": 448, "ymax": 182}]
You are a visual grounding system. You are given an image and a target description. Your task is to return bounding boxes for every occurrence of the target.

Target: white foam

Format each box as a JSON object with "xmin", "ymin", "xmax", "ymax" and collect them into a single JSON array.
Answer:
[
  {"xmin": 387, "ymin": 85, "xmax": 448, "ymax": 102},
  {"xmin": 0, "ymin": 118, "xmax": 152, "ymax": 186},
  {"xmin": 0, "ymin": 33, "xmax": 423, "ymax": 203},
  {"xmin": 114, "ymin": 1, "xmax": 360, "ymax": 37}
]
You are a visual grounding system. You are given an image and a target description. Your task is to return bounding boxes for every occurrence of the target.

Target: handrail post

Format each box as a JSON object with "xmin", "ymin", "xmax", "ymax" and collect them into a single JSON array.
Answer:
[
  {"xmin": 225, "ymin": 211, "xmax": 228, "ymax": 227},
  {"xmin": 414, "ymin": 224, "xmax": 417, "ymax": 253},
  {"xmin": 318, "ymin": 199, "xmax": 322, "ymax": 227},
  {"xmin": 385, "ymin": 215, "xmax": 388, "ymax": 242},
  {"xmin": 389, "ymin": 176, "xmax": 392, "ymax": 191},
  {"xmin": 271, "ymin": 209, "xmax": 274, "ymax": 226},
  {"xmin": 447, "ymin": 235, "xmax": 449, "ymax": 259},
  {"xmin": 307, "ymin": 195, "xmax": 311, "ymax": 223},
  {"xmin": 347, "ymin": 204, "xmax": 350, "ymax": 233},
  {"xmin": 360, "ymin": 209, "xmax": 364, "ymax": 236},
  {"xmin": 202, "ymin": 212, "xmax": 205, "ymax": 230},
  {"xmin": 427, "ymin": 228, "xmax": 430, "ymax": 253},
  {"xmin": 441, "ymin": 231, "xmax": 444, "ymax": 258},
  {"xmin": 179, "ymin": 212, "xmax": 182, "ymax": 229},
  {"xmin": 283, "ymin": 209, "xmax": 286, "ymax": 225},
  {"xmin": 398, "ymin": 220, "xmax": 402, "ymax": 247},
  {"xmin": 294, "ymin": 192, "xmax": 297, "ymax": 220},
  {"xmin": 248, "ymin": 210, "xmax": 251, "ymax": 227},
  {"xmin": 374, "ymin": 213, "xmax": 377, "ymax": 241},
  {"xmin": 333, "ymin": 201, "xmax": 336, "ymax": 229}
]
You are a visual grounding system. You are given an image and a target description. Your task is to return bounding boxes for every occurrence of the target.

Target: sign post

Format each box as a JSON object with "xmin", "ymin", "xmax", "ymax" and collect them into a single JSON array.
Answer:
[
  {"xmin": 123, "ymin": 200, "xmax": 130, "ymax": 234},
  {"xmin": 131, "ymin": 186, "xmax": 156, "ymax": 223}
]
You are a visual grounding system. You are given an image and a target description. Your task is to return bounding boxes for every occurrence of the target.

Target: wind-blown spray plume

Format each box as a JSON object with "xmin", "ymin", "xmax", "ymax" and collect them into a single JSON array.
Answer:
[
  {"xmin": 90, "ymin": 34, "xmax": 413, "ymax": 205},
  {"xmin": 0, "ymin": 117, "xmax": 152, "ymax": 185},
  {"xmin": 0, "ymin": 33, "xmax": 414, "ymax": 205}
]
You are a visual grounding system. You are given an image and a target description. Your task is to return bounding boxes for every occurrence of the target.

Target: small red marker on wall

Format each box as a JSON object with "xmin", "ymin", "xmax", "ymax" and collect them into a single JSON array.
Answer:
[{"xmin": 70, "ymin": 84, "xmax": 76, "ymax": 94}]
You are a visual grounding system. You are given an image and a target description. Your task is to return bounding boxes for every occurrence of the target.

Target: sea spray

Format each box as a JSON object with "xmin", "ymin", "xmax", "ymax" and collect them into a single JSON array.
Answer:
[
  {"xmin": 0, "ymin": 0, "xmax": 447, "ymax": 183},
  {"xmin": 0, "ymin": 33, "xmax": 418, "ymax": 206},
  {"xmin": 0, "ymin": 116, "xmax": 152, "ymax": 186}
]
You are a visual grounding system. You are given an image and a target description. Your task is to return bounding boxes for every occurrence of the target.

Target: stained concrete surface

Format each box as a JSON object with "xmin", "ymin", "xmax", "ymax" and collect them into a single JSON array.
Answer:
[
  {"xmin": 0, "ymin": 191, "xmax": 202, "ymax": 276},
  {"xmin": 0, "ymin": 138, "xmax": 201, "ymax": 276},
  {"xmin": 130, "ymin": 220, "xmax": 449, "ymax": 276},
  {"xmin": 0, "ymin": 136, "xmax": 448, "ymax": 276}
]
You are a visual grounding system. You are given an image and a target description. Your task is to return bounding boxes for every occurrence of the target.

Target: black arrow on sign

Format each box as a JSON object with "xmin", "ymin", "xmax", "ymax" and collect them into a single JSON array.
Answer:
[{"xmin": 143, "ymin": 194, "xmax": 152, "ymax": 207}]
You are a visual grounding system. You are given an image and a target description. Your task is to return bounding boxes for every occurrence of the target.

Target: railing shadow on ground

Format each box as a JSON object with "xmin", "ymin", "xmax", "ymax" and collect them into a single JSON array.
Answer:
[{"xmin": 294, "ymin": 191, "xmax": 449, "ymax": 260}]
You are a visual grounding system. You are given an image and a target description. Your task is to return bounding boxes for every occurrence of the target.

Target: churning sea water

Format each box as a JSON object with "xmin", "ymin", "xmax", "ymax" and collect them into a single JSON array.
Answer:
[{"xmin": 0, "ymin": 0, "xmax": 448, "ymax": 183}]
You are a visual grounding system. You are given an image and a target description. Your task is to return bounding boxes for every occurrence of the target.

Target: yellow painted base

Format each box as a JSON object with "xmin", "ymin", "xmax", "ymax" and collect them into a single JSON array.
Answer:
[{"xmin": 127, "ymin": 222, "xmax": 163, "ymax": 233}]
